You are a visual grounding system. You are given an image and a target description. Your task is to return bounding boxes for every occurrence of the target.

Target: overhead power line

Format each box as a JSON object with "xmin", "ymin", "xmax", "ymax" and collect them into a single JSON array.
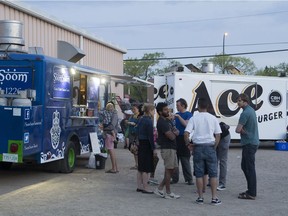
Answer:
[
  {"xmin": 127, "ymin": 41, "xmax": 288, "ymax": 51},
  {"xmin": 124, "ymin": 48, "xmax": 288, "ymax": 62},
  {"xmin": 83, "ymin": 10, "xmax": 288, "ymax": 29}
]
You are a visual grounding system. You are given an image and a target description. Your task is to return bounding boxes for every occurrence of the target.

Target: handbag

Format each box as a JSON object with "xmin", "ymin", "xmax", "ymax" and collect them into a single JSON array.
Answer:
[{"xmin": 129, "ymin": 139, "xmax": 138, "ymax": 155}]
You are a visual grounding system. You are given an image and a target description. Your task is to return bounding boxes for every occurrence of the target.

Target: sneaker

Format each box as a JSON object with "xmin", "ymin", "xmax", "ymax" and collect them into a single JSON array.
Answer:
[
  {"xmin": 195, "ymin": 197, "xmax": 204, "ymax": 204},
  {"xmin": 164, "ymin": 192, "xmax": 180, "ymax": 199},
  {"xmin": 217, "ymin": 185, "xmax": 226, "ymax": 191},
  {"xmin": 211, "ymin": 198, "xmax": 222, "ymax": 206},
  {"xmin": 154, "ymin": 188, "xmax": 165, "ymax": 198},
  {"xmin": 148, "ymin": 178, "xmax": 159, "ymax": 185}
]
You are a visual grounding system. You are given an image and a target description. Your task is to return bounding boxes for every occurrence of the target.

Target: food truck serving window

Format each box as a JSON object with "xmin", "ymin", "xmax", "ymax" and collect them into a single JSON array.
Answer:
[
  {"xmin": 72, "ymin": 73, "xmax": 87, "ymax": 105},
  {"xmin": 79, "ymin": 74, "xmax": 87, "ymax": 105}
]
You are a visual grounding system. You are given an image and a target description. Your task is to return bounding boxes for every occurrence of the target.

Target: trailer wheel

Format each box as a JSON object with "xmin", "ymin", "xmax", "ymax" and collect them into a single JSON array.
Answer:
[
  {"xmin": 0, "ymin": 162, "xmax": 13, "ymax": 170},
  {"xmin": 60, "ymin": 141, "xmax": 76, "ymax": 173}
]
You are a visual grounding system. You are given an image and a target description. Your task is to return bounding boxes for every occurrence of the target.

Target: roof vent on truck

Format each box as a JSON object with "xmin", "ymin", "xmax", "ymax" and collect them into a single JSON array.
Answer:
[{"xmin": 0, "ymin": 20, "xmax": 26, "ymax": 53}]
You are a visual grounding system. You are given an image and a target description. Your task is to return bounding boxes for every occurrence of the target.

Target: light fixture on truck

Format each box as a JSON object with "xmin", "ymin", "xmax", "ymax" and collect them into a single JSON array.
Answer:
[
  {"xmin": 10, "ymin": 143, "xmax": 18, "ymax": 153},
  {"xmin": 101, "ymin": 78, "xmax": 106, "ymax": 84},
  {"xmin": 70, "ymin": 68, "xmax": 76, "ymax": 75}
]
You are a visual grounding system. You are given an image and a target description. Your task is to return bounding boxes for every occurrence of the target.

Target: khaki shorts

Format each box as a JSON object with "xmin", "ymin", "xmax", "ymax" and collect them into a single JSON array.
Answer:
[{"xmin": 160, "ymin": 149, "xmax": 178, "ymax": 169}]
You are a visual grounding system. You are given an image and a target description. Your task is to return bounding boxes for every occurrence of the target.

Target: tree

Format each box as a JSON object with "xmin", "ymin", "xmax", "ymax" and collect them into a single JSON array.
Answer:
[
  {"xmin": 124, "ymin": 52, "xmax": 164, "ymax": 80},
  {"xmin": 124, "ymin": 52, "xmax": 164, "ymax": 102},
  {"xmin": 123, "ymin": 53, "xmax": 182, "ymax": 102},
  {"xmin": 153, "ymin": 60, "xmax": 183, "ymax": 75},
  {"xmin": 255, "ymin": 62, "xmax": 288, "ymax": 77},
  {"xmin": 255, "ymin": 66, "xmax": 278, "ymax": 76},
  {"xmin": 199, "ymin": 55, "xmax": 257, "ymax": 75},
  {"xmin": 276, "ymin": 62, "xmax": 288, "ymax": 73}
]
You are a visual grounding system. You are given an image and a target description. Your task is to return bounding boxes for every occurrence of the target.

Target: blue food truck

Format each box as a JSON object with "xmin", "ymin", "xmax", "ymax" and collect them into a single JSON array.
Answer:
[{"xmin": 0, "ymin": 52, "xmax": 108, "ymax": 172}]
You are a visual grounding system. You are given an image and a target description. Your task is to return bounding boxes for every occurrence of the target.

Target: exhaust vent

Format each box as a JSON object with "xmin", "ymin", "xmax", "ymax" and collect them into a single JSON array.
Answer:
[
  {"xmin": 0, "ymin": 20, "xmax": 25, "ymax": 53},
  {"xmin": 57, "ymin": 40, "xmax": 85, "ymax": 63}
]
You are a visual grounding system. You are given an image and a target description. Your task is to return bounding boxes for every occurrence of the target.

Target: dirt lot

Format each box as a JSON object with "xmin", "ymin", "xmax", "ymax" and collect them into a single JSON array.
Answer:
[{"xmin": 0, "ymin": 142, "xmax": 287, "ymax": 216}]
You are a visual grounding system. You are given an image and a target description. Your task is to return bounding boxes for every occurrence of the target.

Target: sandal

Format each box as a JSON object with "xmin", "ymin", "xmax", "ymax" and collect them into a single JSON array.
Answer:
[
  {"xmin": 238, "ymin": 192, "xmax": 256, "ymax": 200},
  {"xmin": 105, "ymin": 169, "xmax": 117, "ymax": 174}
]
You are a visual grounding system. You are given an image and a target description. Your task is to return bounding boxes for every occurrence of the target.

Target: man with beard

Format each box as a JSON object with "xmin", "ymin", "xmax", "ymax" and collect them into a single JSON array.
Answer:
[
  {"xmin": 154, "ymin": 102, "xmax": 180, "ymax": 199},
  {"xmin": 236, "ymin": 93, "xmax": 259, "ymax": 200}
]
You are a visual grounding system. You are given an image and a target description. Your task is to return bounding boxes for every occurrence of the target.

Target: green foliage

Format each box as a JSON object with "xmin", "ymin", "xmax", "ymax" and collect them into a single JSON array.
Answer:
[
  {"xmin": 124, "ymin": 52, "xmax": 164, "ymax": 79},
  {"xmin": 123, "ymin": 53, "xmax": 181, "ymax": 102},
  {"xmin": 199, "ymin": 55, "xmax": 257, "ymax": 75},
  {"xmin": 255, "ymin": 66, "xmax": 278, "ymax": 76},
  {"xmin": 124, "ymin": 53, "xmax": 165, "ymax": 102},
  {"xmin": 255, "ymin": 62, "xmax": 288, "ymax": 76}
]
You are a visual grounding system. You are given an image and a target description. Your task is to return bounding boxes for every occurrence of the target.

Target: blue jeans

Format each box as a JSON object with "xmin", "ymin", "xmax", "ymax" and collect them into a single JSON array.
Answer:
[
  {"xmin": 193, "ymin": 145, "xmax": 217, "ymax": 178},
  {"xmin": 241, "ymin": 144, "xmax": 258, "ymax": 197}
]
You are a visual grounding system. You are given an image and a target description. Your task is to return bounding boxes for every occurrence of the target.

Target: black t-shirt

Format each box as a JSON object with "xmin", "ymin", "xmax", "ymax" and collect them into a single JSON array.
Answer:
[{"xmin": 156, "ymin": 117, "xmax": 177, "ymax": 150}]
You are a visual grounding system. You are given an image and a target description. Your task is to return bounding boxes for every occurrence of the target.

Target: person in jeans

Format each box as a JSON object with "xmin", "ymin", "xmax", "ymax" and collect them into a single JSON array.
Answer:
[
  {"xmin": 154, "ymin": 102, "xmax": 180, "ymax": 199},
  {"xmin": 236, "ymin": 93, "xmax": 259, "ymax": 200},
  {"xmin": 216, "ymin": 122, "xmax": 231, "ymax": 191},
  {"xmin": 171, "ymin": 98, "xmax": 193, "ymax": 185},
  {"xmin": 184, "ymin": 98, "xmax": 222, "ymax": 205}
]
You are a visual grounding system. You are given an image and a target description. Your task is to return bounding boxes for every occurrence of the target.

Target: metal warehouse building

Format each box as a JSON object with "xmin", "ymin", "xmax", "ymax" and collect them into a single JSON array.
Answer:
[{"xmin": 0, "ymin": 0, "xmax": 127, "ymax": 107}]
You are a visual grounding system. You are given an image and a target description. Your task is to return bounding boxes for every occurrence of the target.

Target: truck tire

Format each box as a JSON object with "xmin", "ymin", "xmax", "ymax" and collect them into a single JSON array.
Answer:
[
  {"xmin": 0, "ymin": 162, "xmax": 13, "ymax": 170},
  {"xmin": 60, "ymin": 141, "xmax": 76, "ymax": 173}
]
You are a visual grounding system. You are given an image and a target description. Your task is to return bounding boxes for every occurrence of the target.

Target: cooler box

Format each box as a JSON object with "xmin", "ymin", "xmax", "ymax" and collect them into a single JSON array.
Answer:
[
  {"xmin": 275, "ymin": 141, "xmax": 288, "ymax": 151},
  {"xmin": 95, "ymin": 153, "xmax": 107, "ymax": 169}
]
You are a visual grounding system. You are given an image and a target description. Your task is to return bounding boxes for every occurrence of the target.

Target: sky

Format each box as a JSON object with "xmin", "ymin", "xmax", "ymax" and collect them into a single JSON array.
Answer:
[{"xmin": 18, "ymin": 0, "xmax": 288, "ymax": 70}]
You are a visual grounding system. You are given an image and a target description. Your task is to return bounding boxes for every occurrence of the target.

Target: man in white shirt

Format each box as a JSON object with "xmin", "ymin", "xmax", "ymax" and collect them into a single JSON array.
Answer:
[{"xmin": 184, "ymin": 98, "xmax": 222, "ymax": 205}]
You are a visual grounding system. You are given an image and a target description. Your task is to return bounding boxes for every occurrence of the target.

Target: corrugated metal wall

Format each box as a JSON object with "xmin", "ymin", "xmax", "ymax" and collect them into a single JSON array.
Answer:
[{"xmin": 0, "ymin": 2, "xmax": 124, "ymax": 102}]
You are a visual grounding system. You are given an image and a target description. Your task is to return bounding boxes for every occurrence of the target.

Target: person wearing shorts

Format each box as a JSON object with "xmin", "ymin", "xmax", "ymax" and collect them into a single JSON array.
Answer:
[
  {"xmin": 184, "ymin": 98, "xmax": 222, "ymax": 205},
  {"xmin": 154, "ymin": 102, "xmax": 180, "ymax": 199},
  {"xmin": 103, "ymin": 102, "xmax": 119, "ymax": 174}
]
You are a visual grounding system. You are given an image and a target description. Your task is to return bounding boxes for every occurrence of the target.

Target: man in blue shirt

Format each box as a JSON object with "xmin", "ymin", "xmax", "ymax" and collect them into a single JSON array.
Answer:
[
  {"xmin": 236, "ymin": 93, "xmax": 259, "ymax": 200},
  {"xmin": 171, "ymin": 98, "xmax": 193, "ymax": 185}
]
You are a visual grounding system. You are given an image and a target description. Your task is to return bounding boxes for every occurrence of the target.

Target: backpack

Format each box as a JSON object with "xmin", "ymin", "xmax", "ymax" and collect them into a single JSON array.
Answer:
[{"xmin": 220, "ymin": 122, "xmax": 230, "ymax": 139}]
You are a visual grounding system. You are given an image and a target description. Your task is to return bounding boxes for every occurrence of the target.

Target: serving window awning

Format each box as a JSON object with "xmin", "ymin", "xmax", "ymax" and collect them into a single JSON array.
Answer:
[{"xmin": 109, "ymin": 74, "xmax": 154, "ymax": 86}]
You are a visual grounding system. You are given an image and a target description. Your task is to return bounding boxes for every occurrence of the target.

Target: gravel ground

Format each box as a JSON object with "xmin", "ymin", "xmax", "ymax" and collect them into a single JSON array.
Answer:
[{"xmin": 0, "ymin": 142, "xmax": 287, "ymax": 216}]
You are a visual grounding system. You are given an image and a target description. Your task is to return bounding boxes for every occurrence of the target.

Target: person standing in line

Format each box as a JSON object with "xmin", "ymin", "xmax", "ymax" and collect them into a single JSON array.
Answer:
[
  {"xmin": 216, "ymin": 122, "xmax": 231, "ymax": 191},
  {"xmin": 235, "ymin": 93, "xmax": 259, "ymax": 200},
  {"xmin": 171, "ymin": 98, "xmax": 194, "ymax": 185},
  {"xmin": 154, "ymin": 102, "xmax": 180, "ymax": 199},
  {"xmin": 184, "ymin": 98, "xmax": 222, "ymax": 205},
  {"xmin": 136, "ymin": 104, "xmax": 157, "ymax": 194},
  {"xmin": 127, "ymin": 104, "xmax": 141, "ymax": 169},
  {"xmin": 102, "ymin": 102, "xmax": 119, "ymax": 173},
  {"xmin": 121, "ymin": 109, "xmax": 133, "ymax": 149},
  {"xmin": 148, "ymin": 127, "xmax": 159, "ymax": 185}
]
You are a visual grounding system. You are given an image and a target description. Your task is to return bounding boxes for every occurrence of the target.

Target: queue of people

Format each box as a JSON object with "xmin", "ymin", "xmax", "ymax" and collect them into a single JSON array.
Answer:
[{"xmin": 100, "ymin": 93, "xmax": 259, "ymax": 204}]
